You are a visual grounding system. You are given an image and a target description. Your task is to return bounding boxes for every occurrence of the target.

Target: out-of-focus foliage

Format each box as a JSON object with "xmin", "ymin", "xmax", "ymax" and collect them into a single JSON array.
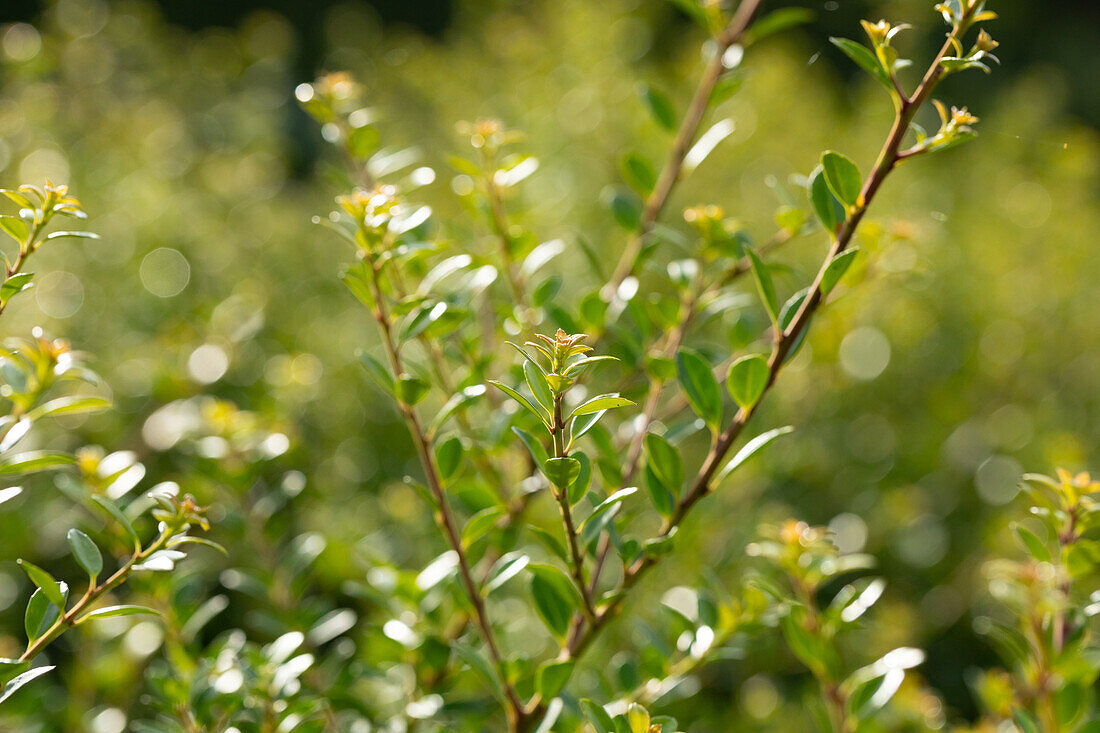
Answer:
[{"xmin": 0, "ymin": 0, "xmax": 1094, "ymax": 730}]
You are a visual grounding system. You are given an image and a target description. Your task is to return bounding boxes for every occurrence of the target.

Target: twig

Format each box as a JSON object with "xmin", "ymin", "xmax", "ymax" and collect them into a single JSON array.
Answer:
[
  {"xmin": 360, "ymin": 246, "xmax": 527, "ymax": 728},
  {"xmin": 604, "ymin": 0, "xmax": 765, "ymax": 295}
]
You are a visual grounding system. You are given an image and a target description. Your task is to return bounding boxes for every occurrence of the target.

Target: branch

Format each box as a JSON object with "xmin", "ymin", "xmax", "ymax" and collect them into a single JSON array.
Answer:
[
  {"xmin": 527, "ymin": 14, "xmax": 976, "ymax": 720},
  {"xmin": 361, "ymin": 248, "xmax": 527, "ymax": 728},
  {"xmin": 604, "ymin": 0, "xmax": 765, "ymax": 295}
]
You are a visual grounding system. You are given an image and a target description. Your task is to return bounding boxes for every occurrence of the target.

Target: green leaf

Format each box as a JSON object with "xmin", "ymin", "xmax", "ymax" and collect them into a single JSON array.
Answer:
[
  {"xmin": 745, "ymin": 248, "xmax": 779, "ymax": 327},
  {"xmin": 643, "ymin": 531, "xmax": 677, "ymax": 558},
  {"xmin": 81, "ymin": 605, "xmax": 159, "ymax": 621},
  {"xmin": 570, "ymin": 393, "xmax": 634, "ymax": 418},
  {"xmin": 462, "ymin": 506, "xmax": 507, "ymax": 547},
  {"xmin": 17, "ymin": 561, "xmax": 65, "ymax": 609},
  {"xmin": 453, "ymin": 642, "xmax": 507, "ymax": 706},
  {"xmin": 356, "ymin": 351, "xmax": 395, "ymax": 395},
  {"xmin": 821, "ymin": 151, "xmax": 863, "ymax": 207},
  {"xmin": 0, "ymin": 665, "xmax": 54, "ymax": 705},
  {"xmin": 821, "ymin": 247, "xmax": 861, "ymax": 295},
  {"xmin": 512, "ymin": 426, "xmax": 550, "ymax": 469},
  {"xmin": 166, "ymin": 536, "xmax": 228, "ymax": 555},
  {"xmin": 1011, "ymin": 709, "xmax": 1041, "ymax": 733},
  {"xmin": 67, "ymin": 529, "xmax": 102, "ymax": 580},
  {"xmin": 715, "ymin": 426, "xmax": 794, "ymax": 484},
  {"xmin": 347, "ymin": 126, "xmax": 380, "ymax": 158},
  {"xmin": 619, "ymin": 152, "xmax": 657, "ymax": 195},
  {"xmin": 434, "ymin": 436, "xmax": 464, "ymax": 481},
  {"xmin": 0, "ymin": 451, "xmax": 75, "ymax": 475},
  {"xmin": 810, "ymin": 167, "xmax": 845, "ymax": 236},
  {"xmin": 570, "ymin": 409, "xmax": 605, "ymax": 443},
  {"xmin": 395, "ymin": 374, "xmax": 429, "ymax": 405},
  {"xmin": 676, "ymin": 349, "xmax": 723, "ymax": 429},
  {"xmin": 29, "ymin": 396, "xmax": 111, "ymax": 420},
  {"xmin": 528, "ymin": 563, "xmax": 582, "ymax": 639},
  {"xmin": 626, "ymin": 703, "xmax": 651, "ymax": 733},
  {"xmin": 608, "ymin": 189, "xmax": 642, "ymax": 230},
  {"xmin": 0, "ymin": 189, "xmax": 36, "ymax": 209},
  {"xmin": 745, "ymin": 7, "xmax": 814, "ymax": 43},
  {"xmin": 24, "ymin": 582, "xmax": 67, "ymax": 642},
  {"xmin": 641, "ymin": 84, "xmax": 677, "ymax": 131},
  {"xmin": 536, "ymin": 659, "xmax": 575, "ymax": 699},
  {"xmin": 544, "ymin": 457, "xmax": 581, "ymax": 490},
  {"xmin": 1013, "ymin": 524, "xmax": 1051, "ymax": 562},
  {"xmin": 44, "ymin": 231, "xmax": 99, "ymax": 241},
  {"xmin": 524, "ymin": 360, "xmax": 554, "ymax": 413},
  {"xmin": 829, "ymin": 37, "xmax": 892, "ymax": 90},
  {"xmin": 643, "ymin": 433, "xmax": 683, "ymax": 495},
  {"xmin": 644, "ymin": 464, "xmax": 675, "ymax": 518},
  {"xmin": 427, "ymin": 384, "xmax": 485, "ymax": 435},
  {"xmin": 581, "ymin": 699, "xmax": 616, "ymax": 733},
  {"xmin": 90, "ymin": 494, "xmax": 140, "ymax": 552},
  {"xmin": 490, "ymin": 381, "xmax": 552, "ymax": 427},
  {"xmin": 0, "ymin": 215, "xmax": 29, "ymax": 243},
  {"xmin": 579, "ymin": 487, "xmax": 637, "ymax": 535},
  {"xmin": 0, "ymin": 273, "xmax": 34, "ymax": 306},
  {"xmin": 567, "ymin": 451, "xmax": 592, "ymax": 506},
  {"xmin": 727, "ymin": 354, "xmax": 770, "ymax": 409}
]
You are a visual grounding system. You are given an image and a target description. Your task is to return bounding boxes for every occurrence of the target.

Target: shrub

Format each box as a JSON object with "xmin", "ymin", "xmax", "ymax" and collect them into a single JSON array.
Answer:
[{"xmin": 2, "ymin": 1, "xmax": 1096, "ymax": 732}]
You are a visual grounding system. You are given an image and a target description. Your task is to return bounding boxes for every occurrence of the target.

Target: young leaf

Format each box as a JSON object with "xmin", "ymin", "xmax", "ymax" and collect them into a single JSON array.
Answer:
[
  {"xmin": 528, "ymin": 563, "xmax": 583, "ymax": 639},
  {"xmin": 17, "ymin": 561, "xmax": 66, "ymax": 609},
  {"xmin": 727, "ymin": 354, "xmax": 770, "ymax": 409},
  {"xmin": 544, "ymin": 457, "xmax": 581, "ymax": 490},
  {"xmin": 643, "ymin": 433, "xmax": 683, "ymax": 495},
  {"xmin": 640, "ymin": 84, "xmax": 677, "ymax": 131},
  {"xmin": 676, "ymin": 349, "xmax": 723, "ymax": 429},
  {"xmin": 821, "ymin": 247, "xmax": 861, "ymax": 295},
  {"xmin": 745, "ymin": 248, "xmax": 779, "ymax": 327},
  {"xmin": 821, "ymin": 151, "xmax": 863, "ymax": 207},
  {"xmin": 490, "ymin": 381, "xmax": 552, "ymax": 427},
  {"xmin": 829, "ymin": 37, "xmax": 892, "ymax": 90},
  {"xmin": 570, "ymin": 394, "xmax": 635, "ymax": 418},
  {"xmin": 67, "ymin": 529, "xmax": 102, "ymax": 580},
  {"xmin": 536, "ymin": 659, "xmax": 575, "ymax": 699}
]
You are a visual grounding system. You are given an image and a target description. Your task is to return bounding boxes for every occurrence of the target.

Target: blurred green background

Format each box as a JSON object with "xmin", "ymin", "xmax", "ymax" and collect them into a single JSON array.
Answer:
[{"xmin": 0, "ymin": 0, "xmax": 1096, "ymax": 730}]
